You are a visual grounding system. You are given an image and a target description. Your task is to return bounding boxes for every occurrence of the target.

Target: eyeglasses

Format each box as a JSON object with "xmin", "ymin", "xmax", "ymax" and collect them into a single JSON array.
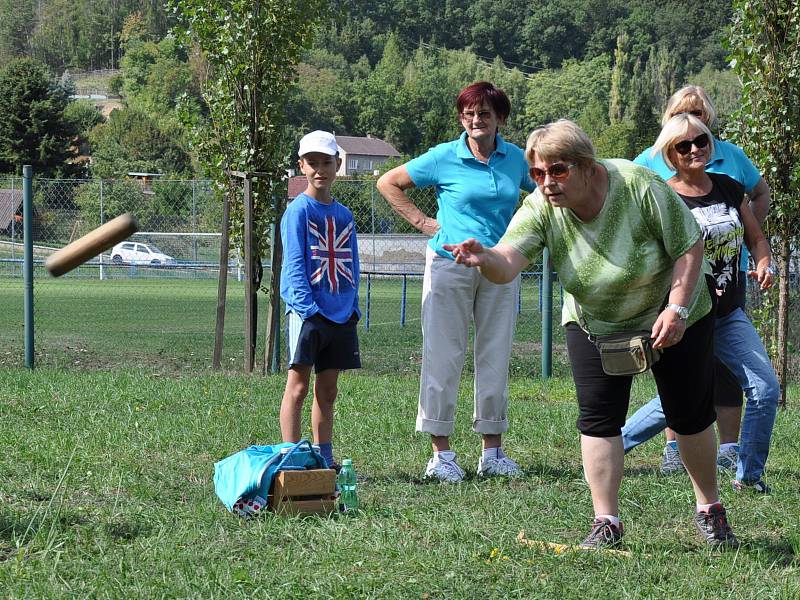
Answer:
[
  {"xmin": 673, "ymin": 133, "xmax": 710, "ymax": 155},
  {"xmin": 531, "ymin": 162, "xmax": 577, "ymax": 185},
  {"xmin": 670, "ymin": 110, "xmax": 704, "ymax": 119},
  {"xmin": 461, "ymin": 110, "xmax": 492, "ymax": 121}
]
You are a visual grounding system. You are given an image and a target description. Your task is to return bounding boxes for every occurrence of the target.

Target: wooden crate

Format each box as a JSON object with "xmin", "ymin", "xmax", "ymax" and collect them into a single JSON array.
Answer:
[{"xmin": 269, "ymin": 469, "xmax": 337, "ymax": 516}]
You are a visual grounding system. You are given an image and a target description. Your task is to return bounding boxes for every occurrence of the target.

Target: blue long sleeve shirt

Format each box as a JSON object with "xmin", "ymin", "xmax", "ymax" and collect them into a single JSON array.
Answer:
[{"xmin": 279, "ymin": 192, "xmax": 360, "ymax": 323}]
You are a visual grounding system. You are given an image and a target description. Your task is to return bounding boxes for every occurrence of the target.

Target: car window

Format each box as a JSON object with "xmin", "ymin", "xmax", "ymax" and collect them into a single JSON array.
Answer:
[
  {"xmin": 122, "ymin": 243, "xmax": 135, "ymax": 250},
  {"xmin": 136, "ymin": 244, "xmax": 150, "ymax": 254}
]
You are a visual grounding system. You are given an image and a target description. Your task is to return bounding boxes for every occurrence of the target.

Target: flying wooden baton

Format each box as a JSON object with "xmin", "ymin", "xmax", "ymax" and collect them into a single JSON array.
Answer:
[{"xmin": 45, "ymin": 213, "xmax": 139, "ymax": 277}]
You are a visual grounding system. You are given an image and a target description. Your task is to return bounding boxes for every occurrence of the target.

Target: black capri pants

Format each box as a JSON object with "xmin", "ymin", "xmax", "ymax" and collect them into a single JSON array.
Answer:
[{"xmin": 566, "ymin": 307, "xmax": 716, "ymax": 438}]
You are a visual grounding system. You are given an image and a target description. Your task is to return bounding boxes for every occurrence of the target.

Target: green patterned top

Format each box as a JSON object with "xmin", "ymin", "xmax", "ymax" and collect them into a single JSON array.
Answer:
[{"xmin": 499, "ymin": 159, "xmax": 712, "ymax": 334}]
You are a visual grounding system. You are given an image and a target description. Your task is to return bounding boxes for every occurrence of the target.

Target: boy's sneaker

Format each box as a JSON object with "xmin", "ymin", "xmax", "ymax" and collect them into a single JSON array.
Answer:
[
  {"xmin": 716, "ymin": 446, "xmax": 739, "ymax": 472},
  {"xmin": 693, "ymin": 503, "xmax": 739, "ymax": 548},
  {"xmin": 578, "ymin": 518, "xmax": 624, "ymax": 549},
  {"xmin": 660, "ymin": 444, "xmax": 685, "ymax": 474},
  {"xmin": 477, "ymin": 454, "xmax": 521, "ymax": 478},
  {"xmin": 731, "ymin": 479, "xmax": 771, "ymax": 494},
  {"xmin": 424, "ymin": 454, "xmax": 465, "ymax": 483}
]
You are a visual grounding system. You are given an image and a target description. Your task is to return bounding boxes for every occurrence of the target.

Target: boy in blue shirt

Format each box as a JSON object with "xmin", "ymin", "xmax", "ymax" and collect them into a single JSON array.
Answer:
[{"xmin": 279, "ymin": 130, "xmax": 361, "ymax": 470}]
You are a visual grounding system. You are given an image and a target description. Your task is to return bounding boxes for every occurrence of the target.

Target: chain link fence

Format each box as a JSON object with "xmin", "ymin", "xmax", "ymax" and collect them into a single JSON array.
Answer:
[{"xmin": 1, "ymin": 174, "xmax": 798, "ymax": 384}]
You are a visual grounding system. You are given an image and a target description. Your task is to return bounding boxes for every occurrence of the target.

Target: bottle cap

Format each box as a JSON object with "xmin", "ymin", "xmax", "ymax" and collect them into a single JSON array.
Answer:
[{"xmin": 342, "ymin": 458, "xmax": 353, "ymax": 466}]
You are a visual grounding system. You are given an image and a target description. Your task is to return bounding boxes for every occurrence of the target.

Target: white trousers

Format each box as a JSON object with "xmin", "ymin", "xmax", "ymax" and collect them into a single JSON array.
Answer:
[{"xmin": 417, "ymin": 247, "xmax": 520, "ymax": 436}]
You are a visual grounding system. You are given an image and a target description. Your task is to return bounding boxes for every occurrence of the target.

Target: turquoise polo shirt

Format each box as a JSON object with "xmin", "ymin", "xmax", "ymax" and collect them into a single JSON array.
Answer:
[
  {"xmin": 406, "ymin": 132, "xmax": 535, "ymax": 259},
  {"xmin": 634, "ymin": 137, "xmax": 762, "ymax": 271},
  {"xmin": 633, "ymin": 137, "xmax": 761, "ymax": 192}
]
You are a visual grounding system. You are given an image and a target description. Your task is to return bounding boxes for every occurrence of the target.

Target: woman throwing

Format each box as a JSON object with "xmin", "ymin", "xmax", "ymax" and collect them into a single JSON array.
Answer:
[
  {"xmin": 445, "ymin": 120, "xmax": 738, "ymax": 549},
  {"xmin": 377, "ymin": 82, "xmax": 534, "ymax": 482}
]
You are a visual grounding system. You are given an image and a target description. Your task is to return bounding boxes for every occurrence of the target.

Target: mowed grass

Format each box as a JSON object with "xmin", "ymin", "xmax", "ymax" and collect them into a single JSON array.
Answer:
[
  {"xmin": 1, "ymin": 368, "xmax": 799, "ymax": 598},
  {"xmin": 0, "ymin": 273, "xmax": 569, "ymax": 377}
]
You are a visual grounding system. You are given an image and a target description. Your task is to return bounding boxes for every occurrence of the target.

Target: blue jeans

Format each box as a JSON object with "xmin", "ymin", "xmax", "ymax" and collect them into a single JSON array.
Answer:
[{"xmin": 622, "ymin": 308, "xmax": 779, "ymax": 483}]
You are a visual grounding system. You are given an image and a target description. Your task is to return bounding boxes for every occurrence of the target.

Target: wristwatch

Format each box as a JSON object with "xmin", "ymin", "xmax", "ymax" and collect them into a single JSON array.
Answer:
[{"xmin": 665, "ymin": 303, "xmax": 689, "ymax": 320}]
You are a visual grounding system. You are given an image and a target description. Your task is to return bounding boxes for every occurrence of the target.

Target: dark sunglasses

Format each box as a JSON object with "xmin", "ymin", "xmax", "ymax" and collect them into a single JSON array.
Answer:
[
  {"xmin": 671, "ymin": 110, "xmax": 704, "ymax": 118},
  {"xmin": 673, "ymin": 133, "xmax": 709, "ymax": 155},
  {"xmin": 531, "ymin": 162, "xmax": 576, "ymax": 185}
]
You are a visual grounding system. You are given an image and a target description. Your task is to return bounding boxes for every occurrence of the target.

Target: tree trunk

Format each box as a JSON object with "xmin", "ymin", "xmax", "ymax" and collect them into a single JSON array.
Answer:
[
  {"xmin": 212, "ymin": 191, "xmax": 231, "ymax": 370},
  {"xmin": 263, "ymin": 195, "xmax": 285, "ymax": 375}
]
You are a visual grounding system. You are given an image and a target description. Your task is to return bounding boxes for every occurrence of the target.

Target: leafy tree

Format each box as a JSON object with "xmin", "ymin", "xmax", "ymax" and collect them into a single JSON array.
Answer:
[
  {"xmin": 0, "ymin": 58, "xmax": 76, "ymax": 175},
  {"xmin": 88, "ymin": 106, "xmax": 192, "ymax": 178},
  {"xmin": 726, "ymin": 0, "xmax": 800, "ymax": 404},
  {"xmin": 0, "ymin": 0, "xmax": 35, "ymax": 66},
  {"xmin": 522, "ymin": 55, "xmax": 612, "ymax": 132}
]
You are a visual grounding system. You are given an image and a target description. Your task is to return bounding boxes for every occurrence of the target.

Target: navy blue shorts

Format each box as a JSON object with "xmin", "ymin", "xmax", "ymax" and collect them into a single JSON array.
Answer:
[{"xmin": 287, "ymin": 311, "xmax": 361, "ymax": 373}]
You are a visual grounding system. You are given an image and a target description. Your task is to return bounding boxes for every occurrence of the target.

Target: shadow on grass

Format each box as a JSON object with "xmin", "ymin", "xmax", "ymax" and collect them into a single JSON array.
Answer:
[
  {"xmin": 104, "ymin": 518, "xmax": 151, "ymax": 541},
  {"xmin": 360, "ymin": 461, "xmax": 584, "ymax": 486},
  {"xmin": 743, "ymin": 537, "xmax": 800, "ymax": 566}
]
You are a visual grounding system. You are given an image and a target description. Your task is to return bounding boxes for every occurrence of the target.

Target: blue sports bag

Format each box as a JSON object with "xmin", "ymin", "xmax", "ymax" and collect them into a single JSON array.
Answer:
[{"xmin": 213, "ymin": 439, "xmax": 328, "ymax": 517}]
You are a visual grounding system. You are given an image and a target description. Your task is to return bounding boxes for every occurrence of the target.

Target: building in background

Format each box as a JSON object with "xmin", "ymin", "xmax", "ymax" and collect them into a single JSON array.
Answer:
[{"xmin": 335, "ymin": 135, "xmax": 400, "ymax": 177}]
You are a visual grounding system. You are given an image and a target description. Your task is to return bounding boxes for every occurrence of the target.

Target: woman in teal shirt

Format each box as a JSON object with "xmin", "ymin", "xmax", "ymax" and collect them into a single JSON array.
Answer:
[{"xmin": 377, "ymin": 81, "xmax": 534, "ymax": 483}]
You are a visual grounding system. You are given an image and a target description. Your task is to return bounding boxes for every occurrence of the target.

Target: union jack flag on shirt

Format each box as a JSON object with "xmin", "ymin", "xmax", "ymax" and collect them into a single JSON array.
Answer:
[{"xmin": 309, "ymin": 216, "xmax": 355, "ymax": 292}]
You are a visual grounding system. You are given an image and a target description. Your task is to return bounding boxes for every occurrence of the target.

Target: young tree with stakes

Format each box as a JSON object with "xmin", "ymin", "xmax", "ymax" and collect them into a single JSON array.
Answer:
[{"xmin": 169, "ymin": 0, "xmax": 331, "ymax": 372}]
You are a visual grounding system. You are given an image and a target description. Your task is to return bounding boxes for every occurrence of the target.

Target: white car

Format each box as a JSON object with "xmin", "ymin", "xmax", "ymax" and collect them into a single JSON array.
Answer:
[{"xmin": 110, "ymin": 241, "xmax": 176, "ymax": 265}]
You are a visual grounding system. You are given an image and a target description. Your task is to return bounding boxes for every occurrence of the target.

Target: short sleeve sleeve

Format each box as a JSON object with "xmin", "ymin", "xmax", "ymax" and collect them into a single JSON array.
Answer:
[
  {"xmin": 730, "ymin": 144, "xmax": 761, "ymax": 192},
  {"xmin": 405, "ymin": 147, "xmax": 441, "ymax": 189},
  {"xmin": 498, "ymin": 193, "xmax": 546, "ymax": 262},
  {"xmin": 638, "ymin": 179, "xmax": 702, "ymax": 260}
]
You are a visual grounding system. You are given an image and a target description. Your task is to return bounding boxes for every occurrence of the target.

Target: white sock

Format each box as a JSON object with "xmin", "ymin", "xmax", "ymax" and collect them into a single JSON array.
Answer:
[
  {"xmin": 435, "ymin": 450, "xmax": 456, "ymax": 462},
  {"xmin": 719, "ymin": 442, "xmax": 738, "ymax": 452},
  {"xmin": 482, "ymin": 447, "xmax": 505, "ymax": 461},
  {"xmin": 595, "ymin": 514, "xmax": 620, "ymax": 528},
  {"xmin": 696, "ymin": 500, "xmax": 720, "ymax": 512}
]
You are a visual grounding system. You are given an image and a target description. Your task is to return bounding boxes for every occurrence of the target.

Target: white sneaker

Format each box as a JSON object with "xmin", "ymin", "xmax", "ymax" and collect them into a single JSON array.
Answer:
[
  {"xmin": 477, "ymin": 454, "xmax": 521, "ymax": 477},
  {"xmin": 424, "ymin": 454, "xmax": 465, "ymax": 483}
]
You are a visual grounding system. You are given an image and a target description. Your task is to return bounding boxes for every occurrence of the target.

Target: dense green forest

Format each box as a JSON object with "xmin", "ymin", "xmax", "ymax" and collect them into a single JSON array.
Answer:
[{"xmin": 0, "ymin": 0, "xmax": 741, "ymax": 178}]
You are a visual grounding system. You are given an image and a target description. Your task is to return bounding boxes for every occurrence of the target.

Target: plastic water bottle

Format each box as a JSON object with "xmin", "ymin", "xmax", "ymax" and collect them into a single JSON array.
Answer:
[{"xmin": 337, "ymin": 459, "xmax": 359, "ymax": 513}]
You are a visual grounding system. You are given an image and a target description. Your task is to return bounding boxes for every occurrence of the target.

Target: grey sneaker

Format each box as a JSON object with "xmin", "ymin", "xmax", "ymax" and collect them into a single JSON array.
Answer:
[
  {"xmin": 578, "ymin": 518, "xmax": 624, "ymax": 549},
  {"xmin": 477, "ymin": 454, "xmax": 521, "ymax": 478},
  {"xmin": 424, "ymin": 454, "xmax": 465, "ymax": 483},
  {"xmin": 660, "ymin": 444, "xmax": 685, "ymax": 474},
  {"xmin": 716, "ymin": 446, "xmax": 739, "ymax": 472},
  {"xmin": 694, "ymin": 503, "xmax": 739, "ymax": 548},
  {"xmin": 732, "ymin": 478, "xmax": 771, "ymax": 494}
]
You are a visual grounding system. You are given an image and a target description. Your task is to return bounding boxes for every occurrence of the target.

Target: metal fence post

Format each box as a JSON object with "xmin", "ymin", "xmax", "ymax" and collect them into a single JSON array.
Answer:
[
  {"xmin": 99, "ymin": 179, "xmax": 105, "ymax": 280},
  {"xmin": 23, "ymin": 165, "xmax": 34, "ymax": 369},
  {"xmin": 192, "ymin": 180, "xmax": 198, "ymax": 262},
  {"xmin": 541, "ymin": 250, "xmax": 553, "ymax": 379},
  {"xmin": 370, "ymin": 181, "xmax": 376, "ymax": 271},
  {"xmin": 10, "ymin": 176, "xmax": 16, "ymax": 261}
]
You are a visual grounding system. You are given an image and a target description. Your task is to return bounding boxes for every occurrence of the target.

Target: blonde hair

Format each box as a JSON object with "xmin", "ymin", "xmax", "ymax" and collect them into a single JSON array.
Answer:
[
  {"xmin": 525, "ymin": 119, "xmax": 595, "ymax": 167},
  {"xmin": 651, "ymin": 113, "xmax": 715, "ymax": 171},
  {"xmin": 662, "ymin": 85, "xmax": 717, "ymax": 129}
]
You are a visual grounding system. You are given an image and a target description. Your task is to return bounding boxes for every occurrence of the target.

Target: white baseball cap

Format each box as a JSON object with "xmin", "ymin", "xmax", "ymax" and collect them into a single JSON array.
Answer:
[{"xmin": 298, "ymin": 130, "xmax": 339, "ymax": 157}]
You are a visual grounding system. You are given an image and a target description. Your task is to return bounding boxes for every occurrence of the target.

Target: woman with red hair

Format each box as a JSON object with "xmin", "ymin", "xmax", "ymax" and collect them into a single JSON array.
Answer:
[{"xmin": 378, "ymin": 82, "xmax": 534, "ymax": 482}]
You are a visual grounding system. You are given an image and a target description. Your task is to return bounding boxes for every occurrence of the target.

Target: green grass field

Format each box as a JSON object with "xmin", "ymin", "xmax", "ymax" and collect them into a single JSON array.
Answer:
[
  {"xmin": 0, "ymin": 273, "xmax": 569, "ymax": 376},
  {"xmin": 0, "ymin": 368, "xmax": 798, "ymax": 598}
]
